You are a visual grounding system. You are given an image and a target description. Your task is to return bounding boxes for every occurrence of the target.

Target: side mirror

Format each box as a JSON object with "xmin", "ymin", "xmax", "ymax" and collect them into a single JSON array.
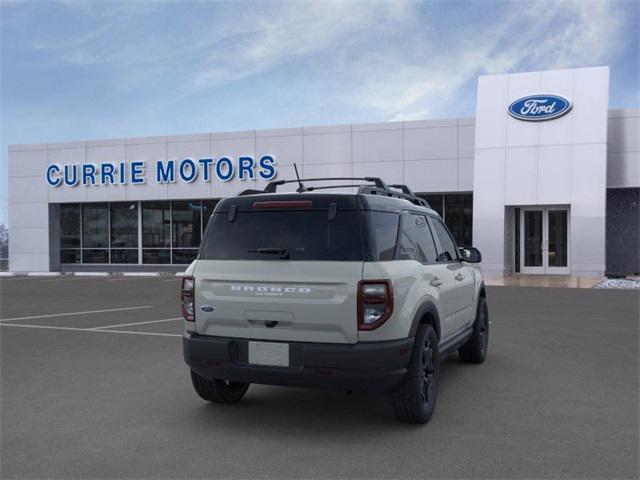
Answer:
[{"xmin": 459, "ymin": 247, "xmax": 482, "ymax": 263}]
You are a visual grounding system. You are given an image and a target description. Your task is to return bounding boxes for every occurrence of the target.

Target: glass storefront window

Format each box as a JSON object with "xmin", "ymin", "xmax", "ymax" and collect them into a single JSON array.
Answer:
[
  {"xmin": 172, "ymin": 201, "xmax": 202, "ymax": 248},
  {"xmin": 172, "ymin": 249, "xmax": 199, "ymax": 264},
  {"xmin": 111, "ymin": 249, "xmax": 138, "ymax": 264},
  {"xmin": 60, "ymin": 204, "xmax": 81, "ymax": 248},
  {"xmin": 143, "ymin": 249, "xmax": 170, "ymax": 264},
  {"xmin": 422, "ymin": 194, "xmax": 444, "ymax": 218},
  {"xmin": 142, "ymin": 202, "xmax": 171, "ymax": 248},
  {"xmin": 111, "ymin": 203, "xmax": 138, "ymax": 248},
  {"xmin": 82, "ymin": 204, "xmax": 109, "ymax": 248},
  {"xmin": 445, "ymin": 194, "xmax": 473, "ymax": 247},
  {"xmin": 59, "ymin": 199, "xmax": 221, "ymax": 265},
  {"xmin": 82, "ymin": 249, "xmax": 109, "ymax": 263}
]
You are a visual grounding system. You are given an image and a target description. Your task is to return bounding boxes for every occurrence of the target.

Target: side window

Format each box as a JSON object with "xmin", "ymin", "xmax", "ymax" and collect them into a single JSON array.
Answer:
[
  {"xmin": 366, "ymin": 212, "xmax": 400, "ymax": 261},
  {"xmin": 431, "ymin": 218, "xmax": 459, "ymax": 262},
  {"xmin": 397, "ymin": 214, "xmax": 438, "ymax": 263}
]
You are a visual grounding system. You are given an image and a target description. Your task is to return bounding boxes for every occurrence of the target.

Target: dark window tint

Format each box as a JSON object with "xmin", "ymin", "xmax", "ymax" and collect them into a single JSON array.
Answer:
[
  {"xmin": 82, "ymin": 204, "xmax": 109, "ymax": 248},
  {"xmin": 111, "ymin": 249, "xmax": 138, "ymax": 264},
  {"xmin": 431, "ymin": 219, "xmax": 458, "ymax": 262},
  {"xmin": 445, "ymin": 194, "xmax": 473, "ymax": 247},
  {"xmin": 172, "ymin": 248, "xmax": 199, "ymax": 264},
  {"xmin": 397, "ymin": 214, "xmax": 438, "ymax": 263},
  {"xmin": 172, "ymin": 201, "xmax": 202, "ymax": 248},
  {"xmin": 83, "ymin": 249, "xmax": 109, "ymax": 263},
  {"xmin": 60, "ymin": 204, "xmax": 81, "ymax": 248},
  {"xmin": 143, "ymin": 249, "xmax": 170, "ymax": 264},
  {"xmin": 60, "ymin": 249, "xmax": 81, "ymax": 263},
  {"xmin": 110, "ymin": 203, "xmax": 138, "ymax": 248},
  {"xmin": 421, "ymin": 194, "xmax": 443, "ymax": 217},
  {"xmin": 142, "ymin": 202, "xmax": 170, "ymax": 248},
  {"xmin": 365, "ymin": 211, "xmax": 399, "ymax": 261},
  {"xmin": 202, "ymin": 200, "xmax": 218, "ymax": 230},
  {"xmin": 201, "ymin": 211, "xmax": 363, "ymax": 261}
]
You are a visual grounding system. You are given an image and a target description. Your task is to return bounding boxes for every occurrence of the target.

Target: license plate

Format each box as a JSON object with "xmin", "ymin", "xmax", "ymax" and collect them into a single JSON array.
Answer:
[{"xmin": 248, "ymin": 341, "xmax": 289, "ymax": 367}]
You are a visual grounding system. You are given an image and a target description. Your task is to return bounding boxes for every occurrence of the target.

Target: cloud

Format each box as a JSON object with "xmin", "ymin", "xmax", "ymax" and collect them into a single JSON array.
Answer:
[{"xmin": 349, "ymin": 0, "xmax": 626, "ymax": 121}]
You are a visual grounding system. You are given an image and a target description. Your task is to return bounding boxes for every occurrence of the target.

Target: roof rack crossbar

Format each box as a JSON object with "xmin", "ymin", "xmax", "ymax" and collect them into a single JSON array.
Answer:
[
  {"xmin": 254, "ymin": 176, "xmax": 431, "ymax": 208},
  {"xmin": 264, "ymin": 177, "xmax": 388, "ymax": 193}
]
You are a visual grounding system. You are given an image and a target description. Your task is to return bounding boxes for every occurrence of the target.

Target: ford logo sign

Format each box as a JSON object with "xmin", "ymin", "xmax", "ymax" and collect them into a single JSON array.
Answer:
[{"xmin": 508, "ymin": 94, "xmax": 572, "ymax": 121}]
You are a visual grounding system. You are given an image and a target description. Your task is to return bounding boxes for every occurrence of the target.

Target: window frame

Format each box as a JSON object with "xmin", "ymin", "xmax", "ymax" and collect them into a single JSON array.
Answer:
[
  {"xmin": 427, "ymin": 215, "xmax": 461, "ymax": 264},
  {"xmin": 394, "ymin": 211, "xmax": 440, "ymax": 265}
]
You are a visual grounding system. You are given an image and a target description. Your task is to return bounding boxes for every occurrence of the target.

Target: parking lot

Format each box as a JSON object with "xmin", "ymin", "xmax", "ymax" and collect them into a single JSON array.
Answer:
[{"xmin": 0, "ymin": 276, "xmax": 638, "ymax": 479}]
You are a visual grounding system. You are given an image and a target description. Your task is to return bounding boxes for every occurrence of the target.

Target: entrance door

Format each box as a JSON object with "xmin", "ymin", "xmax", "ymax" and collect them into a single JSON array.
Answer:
[{"xmin": 520, "ymin": 208, "xmax": 569, "ymax": 274}]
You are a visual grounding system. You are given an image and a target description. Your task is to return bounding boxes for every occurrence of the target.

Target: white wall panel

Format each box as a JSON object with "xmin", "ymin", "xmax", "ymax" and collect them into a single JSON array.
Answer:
[
  {"xmin": 539, "ymin": 69, "xmax": 574, "ymax": 146},
  {"xmin": 9, "ymin": 202, "xmax": 48, "ymax": 229},
  {"xmin": 9, "ymin": 253, "xmax": 50, "ymax": 272},
  {"xmin": 475, "ymin": 74, "xmax": 509, "ymax": 148},
  {"xmin": 353, "ymin": 161, "xmax": 404, "ymax": 187},
  {"xmin": 404, "ymin": 159, "xmax": 457, "ymax": 192},
  {"xmin": 506, "ymin": 71, "xmax": 542, "ymax": 147},
  {"xmin": 255, "ymin": 135, "xmax": 302, "ymax": 166},
  {"xmin": 607, "ymin": 152, "xmax": 640, "ymax": 188},
  {"xmin": 538, "ymin": 145, "xmax": 572, "ymax": 204},
  {"xmin": 404, "ymin": 127, "xmax": 457, "ymax": 160},
  {"xmin": 504, "ymin": 147, "xmax": 537, "ymax": 205},
  {"xmin": 8, "ymin": 147, "xmax": 48, "ymax": 178},
  {"xmin": 7, "ymin": 227, "xmax": 49, "ymax": 253},
  {"xmin": 572, "ymin": 67, "xmax": 609, "ymax": 144},
  {"xmin": 10, "ymin": 176, "xmax": 48, "ymax": 203},
  {"xmin": 353, "ymin": 129, "xmax": 403, "ymax": 163},
  {"xmin": 607, "ymin": 116, "xmax": 640, "ymax": 153},
  {"xmin": 303, "ymin": 132, "xmax": 351, "ymax": 165}
]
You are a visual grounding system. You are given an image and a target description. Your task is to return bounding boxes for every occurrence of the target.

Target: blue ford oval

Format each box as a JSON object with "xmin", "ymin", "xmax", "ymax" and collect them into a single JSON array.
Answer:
[{"xmin": 508, "ymin": 94, "xmax": 572, "ymax": 121}]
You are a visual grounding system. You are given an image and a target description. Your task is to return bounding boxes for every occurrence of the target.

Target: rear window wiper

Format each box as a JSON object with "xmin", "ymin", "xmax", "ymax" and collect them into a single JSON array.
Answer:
[{"xmin": 248, "ymin": 247, "xmax": 290, "ymax": 259}]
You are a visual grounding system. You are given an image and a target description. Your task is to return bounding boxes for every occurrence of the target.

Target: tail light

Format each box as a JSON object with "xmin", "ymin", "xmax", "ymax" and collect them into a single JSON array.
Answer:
[
  {"xmin": 181, "ymin": 276, "xmax": 195, "ymax": 322},
  {"xmin": 357, "ymin": 280, "xmax": 393, "ymax": 331}
]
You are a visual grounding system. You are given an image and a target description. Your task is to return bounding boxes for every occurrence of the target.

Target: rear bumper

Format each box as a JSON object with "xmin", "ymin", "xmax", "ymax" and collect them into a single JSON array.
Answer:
[{"xmin": 183, "ymin": 332, "xmax": 414, "ymax": 393}]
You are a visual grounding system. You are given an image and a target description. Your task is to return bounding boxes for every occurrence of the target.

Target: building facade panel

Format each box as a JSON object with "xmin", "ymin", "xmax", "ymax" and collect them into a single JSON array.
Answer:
[{"xmin": 6, "ymin": 66, "xmax": 637, "ymax": 276}]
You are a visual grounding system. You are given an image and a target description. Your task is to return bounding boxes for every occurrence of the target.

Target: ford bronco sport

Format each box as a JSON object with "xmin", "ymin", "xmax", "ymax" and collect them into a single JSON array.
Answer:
[{"xmin": 182, "ymin": 177, "xmax": 488, "ymax": 423}]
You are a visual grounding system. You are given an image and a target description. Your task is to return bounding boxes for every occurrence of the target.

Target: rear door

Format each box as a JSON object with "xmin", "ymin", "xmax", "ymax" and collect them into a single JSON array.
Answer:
[{"xmin": 194, "ymin": 198, "xmax": 363, "ymax": 344}]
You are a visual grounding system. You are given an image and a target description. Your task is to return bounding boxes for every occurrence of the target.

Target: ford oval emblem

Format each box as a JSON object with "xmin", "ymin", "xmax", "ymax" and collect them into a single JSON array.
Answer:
[
  {"xmin": 200, "ymin": 305, "xmax": 215, "ymax": 312},
  {"xmin": 508, "ymin": 94, "xmax": 572, "ymax": 121}
]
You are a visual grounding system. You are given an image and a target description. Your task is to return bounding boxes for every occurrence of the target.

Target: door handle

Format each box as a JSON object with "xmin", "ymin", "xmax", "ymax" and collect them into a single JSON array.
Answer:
[
  {"xmin": 454, "ymin": 273, "xmax": 465, "ymax": 281},
  {"xmin": 430, "ymin": 277, "xmax": 443, "ymax": 287}
]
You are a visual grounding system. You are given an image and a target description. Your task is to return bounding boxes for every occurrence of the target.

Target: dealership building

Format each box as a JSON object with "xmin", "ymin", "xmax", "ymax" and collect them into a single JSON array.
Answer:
[{"xmin": 7, "ymin": 66, "xmax": 640, "ymax": 276}]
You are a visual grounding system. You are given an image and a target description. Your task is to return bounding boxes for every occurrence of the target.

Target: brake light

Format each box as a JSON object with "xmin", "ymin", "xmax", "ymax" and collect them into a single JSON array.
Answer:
[
  {"xmin": 357, "ymin": 280, "xmax": 393, "ymax": 331},
  {"xmin": 252, "ymin": 200, "xmax": 313, "ymax": 209},
  {"xmin": 181, "ymin": 276, "xmax": 195, "ymax": 322}
]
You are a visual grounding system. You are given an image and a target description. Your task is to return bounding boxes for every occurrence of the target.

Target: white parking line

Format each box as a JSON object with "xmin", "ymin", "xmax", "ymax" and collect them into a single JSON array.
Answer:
[
  {"xmin": 0, "ymin": 306, "xmax": 152, "ymax": 322},
  {"xmin": 0, "ymin": 323, "xmax": 180, "ymax": 337},
  {"xmin": 90, "ymin": 317, "xmax": 182, "ymax": 330}
]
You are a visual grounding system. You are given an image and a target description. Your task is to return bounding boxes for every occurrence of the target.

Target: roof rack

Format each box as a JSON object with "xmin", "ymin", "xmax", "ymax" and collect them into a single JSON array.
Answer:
[{"xmin": 240, "ymin": 177, "xmax": 431, "ymax": 208}]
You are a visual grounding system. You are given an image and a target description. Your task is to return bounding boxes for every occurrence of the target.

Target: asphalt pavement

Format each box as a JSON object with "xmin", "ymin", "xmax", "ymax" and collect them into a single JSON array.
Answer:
[{"xmin": 0, "ymin": 276, "xmax": 638, "ymax": 479}]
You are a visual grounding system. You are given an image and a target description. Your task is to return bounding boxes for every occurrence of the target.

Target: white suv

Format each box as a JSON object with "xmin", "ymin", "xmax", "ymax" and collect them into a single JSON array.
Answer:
[{"xmin": 182, "ymin": 177, "xmax": 489, "ymax": 423}]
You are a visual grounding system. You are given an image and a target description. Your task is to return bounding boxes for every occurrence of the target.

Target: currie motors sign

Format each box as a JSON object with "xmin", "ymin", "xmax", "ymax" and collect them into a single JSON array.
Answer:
[
  {"xmin": 46, "ymin": 155, "xmax": 277, "ymax": 187},
  {"xmin": 508, "ymin": 94, "xmax": 572, "ymax": 121}
]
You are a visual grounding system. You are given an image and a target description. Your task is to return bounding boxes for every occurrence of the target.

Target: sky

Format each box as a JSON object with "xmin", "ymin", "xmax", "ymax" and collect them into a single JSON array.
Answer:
[{"xmin": 1, "ymin": 0, "xmax": 638, "ymax": 225}]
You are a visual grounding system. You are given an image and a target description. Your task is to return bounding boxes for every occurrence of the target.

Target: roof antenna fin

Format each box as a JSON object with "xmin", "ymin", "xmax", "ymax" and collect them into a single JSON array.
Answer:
[{"xmin": 293, "ymin": 163, "xmax": 306, "ymax": 193}]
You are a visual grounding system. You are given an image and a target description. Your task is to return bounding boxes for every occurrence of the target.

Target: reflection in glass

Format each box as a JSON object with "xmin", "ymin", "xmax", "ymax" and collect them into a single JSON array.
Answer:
[
  {"xmin": 82, "ymin": 204, "xmax": 109, "ymax": 248},
  {"xmin": 548, "ymin": 210, "xmax": 568, "ymax": 267},
  {"xmin": 445, "ymin": 194, "xmax": 473, "ymax": 247},
  {"xmin": 60, "ymin": 249, "xmax": 81, "ymax": 263},
  {"xmin": 142, "ymin": 202, "xmax": 171, "ymax": 248},
  {"xmin": 143, "ymin": 249, "xmax": 170, "ymax": 264},
  {"xmin": 111, "ymin": 203, "xmax": 138, "ymax": 248},
  {"xmin": 172, "ymin": 249, "xmax": 199, "ymax": 264},
  {"xmin": 111, "ymin": 249, "xmax": 138, "ymax": 264},
  {"xmin": 82, "ymin": 249, "xmax": 109, "ymax": 263},
  {"xmin": 60, "ymin": 204, "xmax": 81, "ymax": 248},
  {"xmin": 524, "ymin": 210, "xmax": 543, "ymax": 267},
  {"xmin": 172, "ymin": 201, "xmax": 202, "ymax": 248}
]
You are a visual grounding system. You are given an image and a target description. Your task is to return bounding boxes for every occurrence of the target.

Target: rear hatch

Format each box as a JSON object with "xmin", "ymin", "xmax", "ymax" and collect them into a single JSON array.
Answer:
[{"xmin": 194, "ymin": 194, "xmax": 364, "ymax": 344}]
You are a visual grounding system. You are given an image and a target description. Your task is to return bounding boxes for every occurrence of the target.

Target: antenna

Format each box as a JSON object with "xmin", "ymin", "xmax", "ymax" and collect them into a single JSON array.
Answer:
[{"xmin": 293, "ymin": 163, "xmax": 306, "ymax": 193}]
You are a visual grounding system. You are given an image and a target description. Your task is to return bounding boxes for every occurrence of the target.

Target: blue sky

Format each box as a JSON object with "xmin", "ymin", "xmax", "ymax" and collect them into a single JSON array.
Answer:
[{"xmin": 1, "ymin": 0, "xmax": 638, "ymax": 225}]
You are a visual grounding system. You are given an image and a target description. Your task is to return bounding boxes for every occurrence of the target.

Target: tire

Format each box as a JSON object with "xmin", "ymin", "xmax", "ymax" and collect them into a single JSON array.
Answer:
[
  {"xmin": 385, "ymin": 324, "xmax": 439, "ymax": 424},
  {"xmin": 190, "ymin": 370, "xmax": 250, "ymax": 404},
  {"xmin": 458, "ymin": 295, "xmax": 489, "ymax": 364}
]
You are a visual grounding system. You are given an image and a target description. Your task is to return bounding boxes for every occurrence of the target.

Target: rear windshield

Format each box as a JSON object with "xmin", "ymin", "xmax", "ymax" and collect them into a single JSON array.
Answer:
[{"xmin": 200, "ymin": 210, "xmax": 364, "ymax": 261}]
